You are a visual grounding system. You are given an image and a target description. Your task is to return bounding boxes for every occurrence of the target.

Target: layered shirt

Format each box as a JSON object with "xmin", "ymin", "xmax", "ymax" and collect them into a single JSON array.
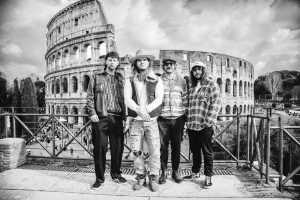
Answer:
[
  {"xmin": 186, "ymin": 79, "xmax": 221, "ymax": 131},
  {"xmin": 160, "ymin": 73, "xmax": 187, "ymax": 119}
]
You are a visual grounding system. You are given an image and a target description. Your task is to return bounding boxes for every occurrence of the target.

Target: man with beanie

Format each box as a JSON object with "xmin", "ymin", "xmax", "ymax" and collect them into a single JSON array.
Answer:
[
  {"xmin": 87, "ymin": 51, "xmax": 127, "ymax": 189},
  {"xmin": 184, "ymin": 61, "xmax": 221, "ymax": 187},
  {"xmin": 158, "ymin": 57, "xmax": 187, "ymax": 184},
  {"xmin": 124, "ymin": 49, "xmax": 163, "ymax": 192}
]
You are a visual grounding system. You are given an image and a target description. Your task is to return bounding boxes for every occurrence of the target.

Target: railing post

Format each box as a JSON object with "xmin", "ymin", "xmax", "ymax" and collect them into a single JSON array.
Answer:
[
  {"xmin": 12, "ymin": 107, "xmax": 16, "ymax": 138},
  {"xmin": 266, "ymin": 109, "xmax": 271, "ymax": 184},
  {"xmin": 246, "ymin": 115, "xmax": 250, "ymax": 165},
  {"xmin": 236, "ymin": 111, "xmax": 240, "ymax": 168},
  {"xmin": 51, "ymin": 109, "xmax": 55, "ymax": 157},
  {"xmin": 250, "ymin": 109, "xmax": 254, "ymax": 169},
  {"xmin": 279, "ymin": 116, "xmax": 283, "ymax": 192}
]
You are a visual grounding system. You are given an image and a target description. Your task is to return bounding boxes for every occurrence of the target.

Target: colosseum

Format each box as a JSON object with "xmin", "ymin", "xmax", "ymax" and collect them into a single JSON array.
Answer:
[{"xmin": 45, "ymin": 0, "xmax": 254, "ymax": 125}]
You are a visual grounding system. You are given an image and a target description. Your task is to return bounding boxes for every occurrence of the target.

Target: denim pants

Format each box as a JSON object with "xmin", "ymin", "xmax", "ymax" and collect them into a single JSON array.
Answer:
[
  {"xmin": 158, "ymin": 115, "xmax": 185, "ymax": 172},
  {"xmin": 129, "ymin": 119, "xmax": 160, "ymax": 176},
  {"xmin": 91, "ymin": 115, "xmax": 124, "ymax": 182},
  {"xmin": 187, "ymin": 127, "xmax": 214, "ymax": 176}
]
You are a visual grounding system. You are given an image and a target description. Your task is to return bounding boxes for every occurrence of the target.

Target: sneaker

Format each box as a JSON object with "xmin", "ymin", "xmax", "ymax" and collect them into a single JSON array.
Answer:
[
  {"xmin": 172, "ymin": 171, "xmax": 183, "ymax": 183},
  {"xmin": 204, "ymin": 176, "xmax": 212, "ymax": 187},
  {"xmin": 158, "ymin": 172, "xmax": 167, "ymax": 184},
  {"xmin": 112, "ymin": 174, "xmax": 127, "ymax": 184},
  {"xmin": 91, "ymin": 180, "xmax": 102, "ymax": 190},
  {"xmin": 149, "ymin": 174, "xmax": 158, "ymax": 192},
  {"xmin": 183, "ymin": 172, "xmax": 200, "ymax": 179},
  {"xmin": 133, "ymin": 174, "xmax": 146, "ymax": 190}
]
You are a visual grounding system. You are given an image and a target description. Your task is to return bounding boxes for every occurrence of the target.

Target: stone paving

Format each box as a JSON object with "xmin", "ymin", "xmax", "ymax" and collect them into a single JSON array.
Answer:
[{"xmin": 0, "ymin": 163, "xmax": 298, "ymax": 200}]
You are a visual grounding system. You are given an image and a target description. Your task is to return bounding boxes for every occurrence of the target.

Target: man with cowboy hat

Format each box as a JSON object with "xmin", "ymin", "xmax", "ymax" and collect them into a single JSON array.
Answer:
[
  {"xmin": 124, "ymin": 49, "xmax": 164, "ymax": 192},
  {"xmin": 184, "ymin": 61, "xmax": 221, "ymax": 187},
  {"xmin": 157, "ymin": 56, "xmax": 187, "ymax": 185}
]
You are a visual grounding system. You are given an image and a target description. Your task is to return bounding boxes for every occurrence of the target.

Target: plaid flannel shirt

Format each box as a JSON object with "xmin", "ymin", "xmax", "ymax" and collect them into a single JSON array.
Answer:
[{"xmin": 185, "ymin": 79, "xmax": 221, "ymax": 131}]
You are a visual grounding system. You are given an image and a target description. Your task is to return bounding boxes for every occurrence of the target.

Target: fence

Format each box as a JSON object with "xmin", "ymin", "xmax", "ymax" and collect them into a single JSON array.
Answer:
[{"xmin": 0, "ymin": 107, "xmax": 299, "ymax": 192}]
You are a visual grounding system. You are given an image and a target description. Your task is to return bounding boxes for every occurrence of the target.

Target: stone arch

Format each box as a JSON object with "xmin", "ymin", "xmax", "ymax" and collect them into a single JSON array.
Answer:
[
  {"xmin": 244, "ymin": 81, "xmax": 247, "ymax": 96},
  {"xmin": 233, "ymin": 70, "xmax": 237, "ymax": 78},
  {"xmin": 63, "ymin": 49, "xmax": 69, "ymax": 64},
  {"xmin": 71, "ymin": 106, "xmax": 78, "ymax": 124},
  {"xmin": 244, "ymin": 105, "xmax": 246, "ymax": 113},
  {"xmin": 239, "ymin": 105, "xmax": 243, "ymax": 114},
  {"xmin": 56, "ymin": 106, "xmax": 60, "ymax": 114},
  {"xmin": 56, "ymin": 52, "xmax": 62, "ymax": 67},
  {"xmin": 72, "ymin": 46, "xmax": 79, "ymax": 60},
  {"xmin": 247, "ymin": 105, "xmax": 250, "ymax": 113},
  {"xmin": 51, "ymin": 54, "xmax": 56, "ymax": 69},
  {"xmin": 62, "ymin": 106, "xmax": 68, "ymax": 122},
  {"xmin": 62, "ymin": 77, "xmax": 68, "ymax": 93},
  {"xmin": 226, "ymin": 105, "xmax": 231, "ymax": 120},
  {"xmin": 98, "ymin": 41, "xmax": 106, "ymax": 58},
  {"xmin": 233, "ymin": 80, "xmax": 237, "ymax": 97},
  {"xmin": 217, "ymin": 78, "xmax": 222, "ymax": 91},
  {"xmin": 82, "ymin": 75, "xmax": 90, "ymax": 92},
  {"xmin": 55, "ymin": 79, "xmax": 60, "ymax": 94},
  {"xmin": 71, "ymin": 76, "xmax": 78, "ymax": 93},
  {"xmin": 248, "ymin": 82, "xmax": 250, "ymax": 97},
  {"xmin": 83, "ymin": 43, "xmax": 92, "ymax": 60},
  {"xmin": 51, "ymin": 80, "xmax": 55, "ymax": 94},
  {"xmin": 239, "ymin": 80, "xmax": 243, "ymax": 96},
  {"xmin": 233, "ymin": 105, "xmax": 238, "ymax": 114},
  {"xmin": 225, "ymin": 78, "xmax": 231, "ymax": 93}
]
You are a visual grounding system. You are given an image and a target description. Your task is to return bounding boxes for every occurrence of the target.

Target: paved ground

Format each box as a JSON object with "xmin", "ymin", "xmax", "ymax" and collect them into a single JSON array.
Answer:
[{"xmin": 0, "ymin": 163, "xmax": 297, "ymax": 200}]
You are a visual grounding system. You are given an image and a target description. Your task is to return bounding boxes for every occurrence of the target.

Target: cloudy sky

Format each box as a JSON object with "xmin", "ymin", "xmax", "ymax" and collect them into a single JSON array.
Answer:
[{"xmin": 0, "ymin": 0, "xmax": 299, "ymax": 83}]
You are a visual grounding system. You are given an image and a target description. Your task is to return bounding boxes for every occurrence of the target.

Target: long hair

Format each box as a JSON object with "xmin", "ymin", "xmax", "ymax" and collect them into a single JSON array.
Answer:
[
  {"xmin": 132, "ymin": 58, "xmax": 152, "ymax": 73},
  {"xmin": 190, "ymin": 67, "xmax": 209, "ymax": 87},
  {"xmin": 104, "ymin": 51, "xmax": 120, "ymax": 70}
]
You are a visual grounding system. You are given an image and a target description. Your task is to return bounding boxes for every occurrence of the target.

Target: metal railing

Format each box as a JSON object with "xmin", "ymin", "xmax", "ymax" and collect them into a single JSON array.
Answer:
[{"xmin": 0, "ymin": 107, "xmax": 299, "ymax": 192}]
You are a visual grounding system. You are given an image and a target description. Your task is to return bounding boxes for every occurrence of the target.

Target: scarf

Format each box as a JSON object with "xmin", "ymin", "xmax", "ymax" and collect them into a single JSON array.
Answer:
[{"xmin": 136, "ymin": 68, "xmax": 150, "ymax": 82}]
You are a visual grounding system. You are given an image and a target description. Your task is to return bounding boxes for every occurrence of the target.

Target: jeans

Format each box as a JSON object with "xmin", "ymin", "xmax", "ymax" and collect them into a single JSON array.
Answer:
[
  {"xmin": 187, "ymin": 127, "xmax": 214, "ymax": 176},
  {"xmin": 158, "ymin": 115, "xmax": 185, "ymax": 171},
  {"xmin": 91, "ymin": 115, "xmax": 124, "ymax": 182},
  {"xmin": 129, "ymin": 119, "xmax": 160, "ymax": 176}
]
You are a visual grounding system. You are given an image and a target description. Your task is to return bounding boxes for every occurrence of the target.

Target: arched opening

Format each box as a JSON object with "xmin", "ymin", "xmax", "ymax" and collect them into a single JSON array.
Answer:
[
  {"xmin": 239, "ymin": 105, "xmax": 243, "ymax": 114},
  {"xmin": 225, "ymin": 79, "xmax": 231, "ymax": 93},
  {"xmin": 84, "ymin": 44, "xmax": 92, "ymax": 60},
  {"xmin": 82, "ymin": 106, "xmax": 89, "ymax": 124},
  {"xmin": 52, "ymin": 55, "xmax": 55, "ymax": 69},
  {"xmin": 226, "ymin": 105, "xmax": 231, "ymax": 120},
  {"xmin": 248, "ymin": 82, "xmax": 250, "ymax": 97},
  {"xmin": 72, "ymin": 76, "xmax": 78, "ymax": 93},
  {"xmin": 233, "ymin": 80, "xmax": 237, "ymax": 97},
  {"xmin": 82, "ymin": 75, "xmax": 90, "ymax": 92},
  {"xmin": 63, "ymin": 49, "xmax": 69, "ymax": 64},
  {"xmin": 98, "ymin": 41, "xmax": 106, "ymax": 58},
  {"xmin": 239, "ymin": 81, "xmax": 243, "ymax": 96},
  {"xmin": 71, "ymin": 106, "xmax": 78, "ymax": 124},
  {"xmin": 72, "ymin": 46, "xmax": 79, "ymax": 61},
  {"xmin": 217, "ymin": 78, "xmax": 222, "ymax": 92},
  {"xmin": 244, "ymin": 81, "xmax": 247, "ymax": 97},
  {"xmin": 233, "ymin": 70, "xmax": 237, "ymax": 78},
  {"xmin": 56, "ymin": 52, "xmax": 62, "ymax": 67},
  {"xmin": 62, "ymin": 106, "xmax": 68, "ymax": 122},
  {"xmin": 62, "ymin": 77, "xmax": 68, "ymax": 93},
  {"xmin": 244, "ymin": 105, "xmax": 246, "ymax": 113},
  {"xmin": 56, "ymin": 106, "xmax": 60, "ymax": 114},
  {"xmin": 55, "ymin": 79, "xmax": 60, "ymax": 94},
  {"xmin": 51, "ymin": 80, "xmax": 55, "ymax": 94},
  {"xmin": 233, "ymin": 105, "xmax": 238, "ymax": 114}
]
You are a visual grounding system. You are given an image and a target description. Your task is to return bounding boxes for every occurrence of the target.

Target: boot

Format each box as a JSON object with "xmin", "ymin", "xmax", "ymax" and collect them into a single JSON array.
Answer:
[
  {"xmin": 149, "ymin": 174, "xmax": 158, "ymax": 192},
  {"xmin": 172, "ymin": 171, "xmax": 183, "ymax": 183},
  {"xmin": 133, "ymin": 174, "xmax": 146, "ymax": 190},
  {"xmin": 158, "ymin": 170, "xmax": 167, "ymax": 184}
]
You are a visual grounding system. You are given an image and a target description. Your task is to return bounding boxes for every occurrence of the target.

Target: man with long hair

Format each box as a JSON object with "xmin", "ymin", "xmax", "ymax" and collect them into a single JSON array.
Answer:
[
  {"xmin": 158, "ymin": 57, "xmax": 187, "ymax": 184},
  {"xmin": 87, "ymin": 51, "xmax": 127, "ymax": 189},
  {"xmin": 124, "ymin": 49, "xmax": 163, "ymax": 192},
  {"xmin": 184, "ymin": 61, "xmax": 221, "ymax": 187}
]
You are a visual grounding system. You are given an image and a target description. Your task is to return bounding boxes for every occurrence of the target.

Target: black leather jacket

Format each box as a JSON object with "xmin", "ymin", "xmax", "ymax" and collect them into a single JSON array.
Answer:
[{"xmin": 86, "ymin": 71, "xmax": 125, "ymax": 119}]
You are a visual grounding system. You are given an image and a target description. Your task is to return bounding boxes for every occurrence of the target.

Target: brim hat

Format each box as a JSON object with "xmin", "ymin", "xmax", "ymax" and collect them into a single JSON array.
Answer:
[
  {"xmin": 130, "ymin": 49, "xmax": 155, "ymax": 63},
  {"xmin": 162, "ymin": 56, "xmax": 177, "ymax": 64},
  {"xmin": 190, "ymin": 61, "xmax": 207, "ymax": 71}
]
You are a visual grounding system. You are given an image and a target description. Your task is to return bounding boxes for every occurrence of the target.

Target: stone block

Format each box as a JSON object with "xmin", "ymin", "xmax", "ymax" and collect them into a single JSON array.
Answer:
[{"xmin": 0, "ymin": 138, "xmax": 26, "ymax": 172}]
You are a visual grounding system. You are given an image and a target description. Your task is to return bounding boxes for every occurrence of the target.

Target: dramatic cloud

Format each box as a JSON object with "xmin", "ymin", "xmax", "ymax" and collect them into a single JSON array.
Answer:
[{"xmin": 0, "ymin": 0, "xmax": 299, "ymax": 83}]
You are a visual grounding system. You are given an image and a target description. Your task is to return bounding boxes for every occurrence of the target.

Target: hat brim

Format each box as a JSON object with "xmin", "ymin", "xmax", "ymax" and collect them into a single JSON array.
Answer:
[
  {"xmin": 162, "ymin": 58, "xmax": 176, "ymax": 63},
  {"xmin": 130, "ymin": 55, "xmax": 155, "ymax": 63}
]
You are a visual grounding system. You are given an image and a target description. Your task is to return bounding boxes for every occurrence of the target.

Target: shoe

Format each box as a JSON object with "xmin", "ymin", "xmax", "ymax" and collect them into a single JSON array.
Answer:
[
  {"xmin": 172, "ymin": 171, "xmax": 183, "ymax": 183},
  {"xmin": 133, "ymin": 174, "xmax": 146, "ymax": 190},
  {"xmin": 204, "ymin": 176, "xmax": 212, "ymax": 187},
  {"xmin": 112, "ymin": 174, "xmax": 127, "ymax": 184},
  {"xmin": 183, "ymin": 172, "xmax": 200, "ymax": 179},
  {"xmin": 91, "ymin": 180, "xmax": 102, "ymax": 190},
  {"xmin": 149, "ymin": 174, "xmax": 158, "ymax": 192},
  {"xmin": 158, "ymin": 172, "xmax": 167, "ymax": 184}
]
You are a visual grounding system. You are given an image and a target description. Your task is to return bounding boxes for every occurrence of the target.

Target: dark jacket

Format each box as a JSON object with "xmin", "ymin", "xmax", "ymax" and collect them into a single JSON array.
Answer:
[{"xmin": 86, "ymin": 71, "xmax": 125, "ymax": 119}]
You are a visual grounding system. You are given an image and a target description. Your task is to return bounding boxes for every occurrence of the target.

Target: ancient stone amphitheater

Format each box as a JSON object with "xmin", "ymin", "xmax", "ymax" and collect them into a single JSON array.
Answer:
[{"xmin": 45, "ymin": 0, "xmax": 254, "ymax": 125}]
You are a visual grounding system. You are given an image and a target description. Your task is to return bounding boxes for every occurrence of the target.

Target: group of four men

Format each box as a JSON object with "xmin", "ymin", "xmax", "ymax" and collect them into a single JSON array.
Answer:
[{"xmin": 86, "ymin": 50, "xmax": 221, "ymax": 192}]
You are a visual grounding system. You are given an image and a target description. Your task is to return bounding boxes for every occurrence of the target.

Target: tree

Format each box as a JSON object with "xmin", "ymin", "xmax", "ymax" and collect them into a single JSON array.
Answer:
[
  {"xmin": 265, "ymin": 72, "xmax": 282, "ymax": 100},
  {"xmin": 254, "ymin": 79, "xmax": 271, "ymax": 100},
  {"xmin": 12, "ymin": 79, "xmax": 22, "ymax": 137},
  {"xmin": 34, "ymin": 80, "xmax": 45, "ymax": 108},
  {"xmin": 0, "ymin": 77, "xmax": 8, "ymax": 107}
]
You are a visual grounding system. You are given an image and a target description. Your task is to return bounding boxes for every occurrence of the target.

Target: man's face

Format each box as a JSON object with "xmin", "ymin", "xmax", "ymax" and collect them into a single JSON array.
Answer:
[
  {"xmin": 106, "ymin": 57, "xmax": 119, "ymax": 71},
  {"xmin": 163, "ymin": 61, "xmax": 176, "ymax": 74},
  {"xmin": 136, "ymin": 57, "xmax": 150, "ymax": 70},
  {"xmin": 192, "ymin": 66, "xmax": 204, "ymax": 79}
]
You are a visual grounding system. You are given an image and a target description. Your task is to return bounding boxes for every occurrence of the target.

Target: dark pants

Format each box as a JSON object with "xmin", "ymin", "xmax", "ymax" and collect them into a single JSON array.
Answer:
[
  {"xmin": 187, "ymin": 127, "xmax": 214, "ymax": 176},
  {"xmin": 158, "ymin": 115, "xmax": 185, "ymax": 172},
  {"xmin": 91, "ymin": 115, "xmax": 124, "ymax": 182}
]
